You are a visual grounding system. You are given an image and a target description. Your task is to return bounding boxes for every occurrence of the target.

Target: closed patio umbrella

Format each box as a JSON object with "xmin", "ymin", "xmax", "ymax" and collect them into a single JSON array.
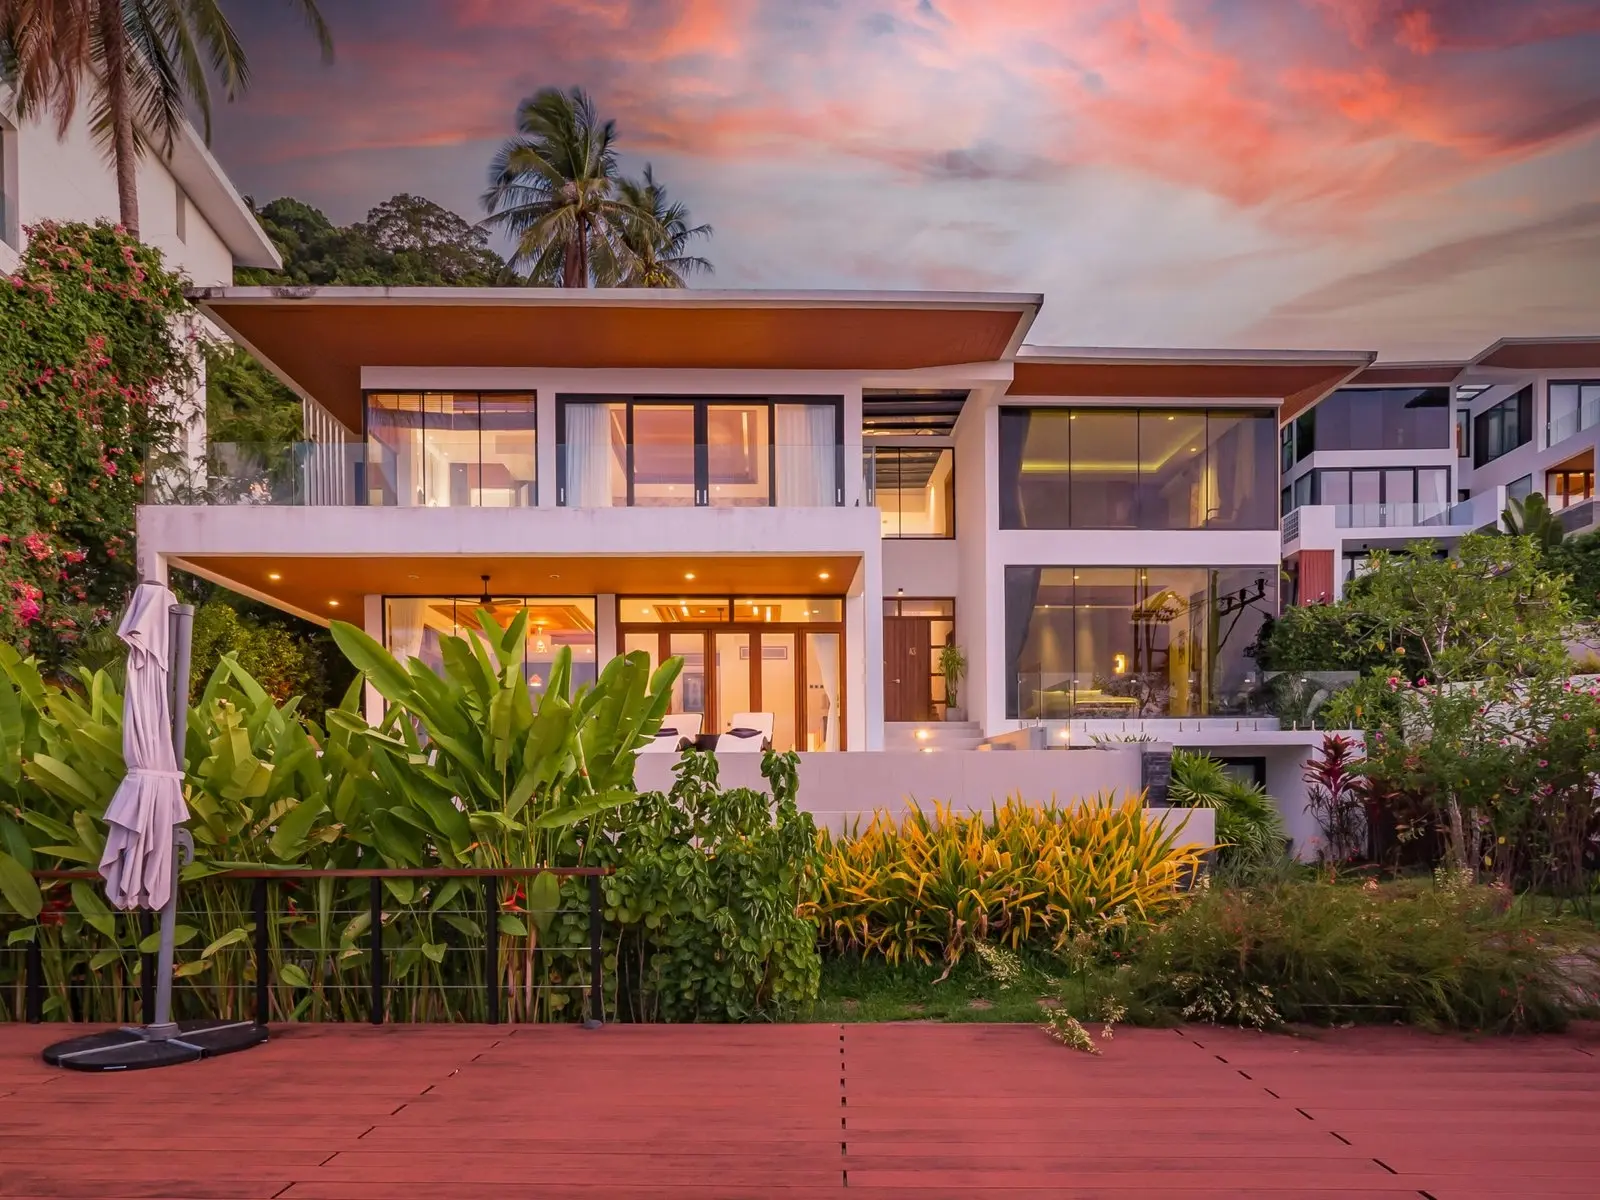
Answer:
[
  {"xmin": 41, "ymin": 583, "xmax": 267, "ymax": 1071},
  {"xmin": 99, "ymin": 581, "xmax": 188, "ymax": 911}
]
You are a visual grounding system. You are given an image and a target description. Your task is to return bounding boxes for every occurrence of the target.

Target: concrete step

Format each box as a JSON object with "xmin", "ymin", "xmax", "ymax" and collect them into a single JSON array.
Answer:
[{"xmin": 884, "ymin": 721, "xmax": 985, "ymax": 751}]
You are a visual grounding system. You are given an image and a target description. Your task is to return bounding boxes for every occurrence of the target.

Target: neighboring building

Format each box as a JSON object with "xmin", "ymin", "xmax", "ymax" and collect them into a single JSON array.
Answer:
[
  {"xmin": 135, "ymin": 287, "xmax": 1372, "ymax": 849},
  {"xmin": 0, "ymin": 83, "xmax": 279, "ymax": 281},
  {"xmin": 1281, "ymin": 337, "xmax": 1600, "ymax": 603}
]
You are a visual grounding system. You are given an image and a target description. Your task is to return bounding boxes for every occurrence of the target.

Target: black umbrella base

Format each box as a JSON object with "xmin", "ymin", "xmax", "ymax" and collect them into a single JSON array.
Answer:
[{"xmin": 42, "ymin": 1020, "xmax": 268, "ymax": 1072}]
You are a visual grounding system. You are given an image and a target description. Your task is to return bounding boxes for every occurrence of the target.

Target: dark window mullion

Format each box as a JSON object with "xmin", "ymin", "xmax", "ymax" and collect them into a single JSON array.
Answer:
[{"xmin": 694, "ymin": 402, "xmax": 709, "ymax": 506}]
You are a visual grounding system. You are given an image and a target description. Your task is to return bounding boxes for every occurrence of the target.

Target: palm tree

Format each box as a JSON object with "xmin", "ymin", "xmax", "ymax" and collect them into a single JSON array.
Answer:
[
  {"xmin": 0, "ymin": 0, "xmax": 332, "ymax": 238},
  {"xmin": 615, "ymin": 165, "xmax": 712, "ymax": 288},
  {"xmin": 481, "ymin": 86, "xmax": 657, "ymax": 287}
]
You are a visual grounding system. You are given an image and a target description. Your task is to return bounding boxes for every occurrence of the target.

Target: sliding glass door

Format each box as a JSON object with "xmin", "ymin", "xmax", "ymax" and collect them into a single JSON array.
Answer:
[{"xmin": 558, "ymin": 397, "xmax": 842, "ymax": 507}]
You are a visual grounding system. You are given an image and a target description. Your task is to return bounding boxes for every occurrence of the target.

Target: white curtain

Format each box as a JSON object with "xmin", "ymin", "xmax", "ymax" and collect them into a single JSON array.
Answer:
[
  {"xmin": 810, "ymin": 632, "xmax": 841, "ymax": 751},
  {"xmin": 387, "ymin": 598, "xmax": 427, "ymax": 664},
  {"xmin": 564, "ymin": 403, "xmax": 615, "ymax": 507},
  {"xmin": 776, "ymin": 404, "xmax": 835, "ymax": 507}
]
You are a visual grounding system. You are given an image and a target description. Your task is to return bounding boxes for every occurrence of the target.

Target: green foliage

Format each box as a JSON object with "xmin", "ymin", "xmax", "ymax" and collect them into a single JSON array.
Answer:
[
  {"xmin": 1169, "ymin": 750, "xmax": 1285, "ymax": 865},
  {"xmin": 236, "ymin": 194, "xmax": 507, "ymax": 287},
  {"xmin": 189, "ymin": 599, "xmax": 331, "ymax": 711},
  {"xmin": 1550, "ymin": 528, "xmax": 1600, "ymax": 620},
  {"xmin": 1253, "ymin": 603, "xmax": 1387, "ymax": 674},
  {"xmin": 1123, "ymin": 880, "xmax": 1579, "ymax": 1033},
  {"xmin": 938, "ymin": 642, "xmax": 967, "ymax": 710},
  {"xmin": 205, "ymin": 342, "xmax": 301, "ymax": 445},
  {"xmin": 595, "ymin": 750, "xmax": 823, "ymax": 1021},
  {"xmin": 1503, "ymin": 493, "xmax": 1566, "ymax": 551},
  {"xmin": 0, "ymin": 221, "xmax": 195, "ymax": 668}
]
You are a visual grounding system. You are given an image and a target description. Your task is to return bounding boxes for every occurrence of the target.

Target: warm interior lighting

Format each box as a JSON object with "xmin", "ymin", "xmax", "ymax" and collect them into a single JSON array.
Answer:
[
  {"xmin": 915, "ymin": 729, "xmax": 930, "ymax": 741},
  {"xmin": 684, "ymin": 572, "xmax": 696, "ymax": 580},
  {"xmin": 819, "ymin": 571, "xmax": 830, "ymax": 581},
  {"xmin": 266, "ymin": 572, "xmax": 281, "ymax": 582},
  {"xmin": 328, "ymin": 599, "xmax": 340, "ymax": 608},
  {"xmin": 1112, "ymin": 653, "xmax": 1127, "ymax": 675}
]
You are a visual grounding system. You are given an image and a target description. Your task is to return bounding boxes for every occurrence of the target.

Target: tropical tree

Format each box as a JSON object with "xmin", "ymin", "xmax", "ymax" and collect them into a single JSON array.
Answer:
[
  {"xmin": 0, "ymin": 0, "xmax": 332, "ymax": 237},
  {"xmin": 481, "ymin": 86, "xmax": 661, "ymax": 287},
  {"xmin": 1503, "ymin": 493, "xmax": 1565, "ymax": 551},
  {"xmin": 615, "ymin": 165, "xmax": 712, "ymax": 288}
]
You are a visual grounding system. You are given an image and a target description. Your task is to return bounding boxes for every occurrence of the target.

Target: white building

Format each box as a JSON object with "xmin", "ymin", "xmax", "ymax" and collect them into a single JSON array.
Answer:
[
  {"xmin": 1281, "ymin": 337, "xmax": 1600, "ymax": 602},
  {"xmin": 0, "ymin": 81, "xmax": 279, "ymax": 280},
  {"xmin": 131, "ymin": 287, "xmax": 1383, "ymax": 850}
]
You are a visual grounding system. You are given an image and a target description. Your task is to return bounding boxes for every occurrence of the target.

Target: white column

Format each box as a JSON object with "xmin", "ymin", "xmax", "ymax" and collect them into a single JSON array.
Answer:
[
  {"xmin": 362, "ymin": 593, "xmax": 383, "ymax": 722},
  {"xmin": 595, "ymin": 593, "xmax": 617, "ymax": 664},
  {"xmin": 851, "ymin": 542, "xmax": 885, "ymax": 750},
  {"xmin": 537, "ymin": 385, "xmax": 558, "ymax": 508}
]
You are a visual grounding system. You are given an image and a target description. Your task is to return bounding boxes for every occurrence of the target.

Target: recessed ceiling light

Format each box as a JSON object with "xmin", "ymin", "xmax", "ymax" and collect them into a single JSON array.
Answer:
[
  {"xmin": 684, "ymin": 572, "xmax": 696, "ymax": 581},
  {"xmin": 266, "ymin": 572, "xmax": 281, "ymax": 582},
  {"xmin": 819, "ymin": 571, "xmax": 830, "ymax": 580},
  {"xmin": 328, "ymin": 599, "xmax": 340, "ymax": 608},
  {"xmin": 549, "ymin": 573, "xmax": 560, "ymax": 580},
  {"xmin": 407, "ymin": 574, "xmax": 420, "ymax": 581}
]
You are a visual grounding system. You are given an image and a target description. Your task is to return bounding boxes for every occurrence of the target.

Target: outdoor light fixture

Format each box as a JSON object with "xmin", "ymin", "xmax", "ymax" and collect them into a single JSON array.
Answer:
[
  {"xmin": 479, "ymin": 575, "xmax": 492, "ymax": 605},
  {"xmin": 328, "ymin": 600, "xmax": 340, "ymax": 608},
  {"xmin": 685, "ymin": 572, "xmax": 696, "ymax": 580},
  {"xmin": 266, "ymin": 572, "xmax": 281, "ymax": 582},
  {"xmin": 1112, "ymin": 653, "xmax": 1127, "ymax": 674},
  {"xmin": 819, "ymin": 571, "xmax": 830, "ymax": 580}
]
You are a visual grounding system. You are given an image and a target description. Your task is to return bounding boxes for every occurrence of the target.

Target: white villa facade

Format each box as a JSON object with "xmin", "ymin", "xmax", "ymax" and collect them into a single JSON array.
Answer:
[
  {"xmin": 132, "ymin": 287, "xmax": 1384, "ymax": 850},
  {"xmin": 1281, "ymin": 337, "xmax": 1600, "ymax": 601}
]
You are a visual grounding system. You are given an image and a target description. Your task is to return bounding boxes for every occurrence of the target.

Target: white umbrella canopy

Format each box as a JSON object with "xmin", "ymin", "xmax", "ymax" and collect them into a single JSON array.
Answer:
[{"xmin": 98, "ymin": 581, "xmax": 190, "ymax": 911}]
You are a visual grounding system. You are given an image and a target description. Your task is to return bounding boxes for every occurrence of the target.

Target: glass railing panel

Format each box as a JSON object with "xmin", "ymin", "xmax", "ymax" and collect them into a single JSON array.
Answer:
[
  {"xmin": 556, "ymin": 442, "xmax": 842, "ymax": 507},
  {"xmin": 1335, "ymin": 503, "xmax": 1450, "ymax": 529},
  {"xmin": 144, "ymin": 442, "xmax": 366, "ymax": 506}
]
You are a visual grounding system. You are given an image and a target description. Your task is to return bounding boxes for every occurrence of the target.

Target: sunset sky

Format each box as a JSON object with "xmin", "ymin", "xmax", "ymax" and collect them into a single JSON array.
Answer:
[{"xmin": 210, "ymin": 0, "xmax": 1600, "ymax": 360}]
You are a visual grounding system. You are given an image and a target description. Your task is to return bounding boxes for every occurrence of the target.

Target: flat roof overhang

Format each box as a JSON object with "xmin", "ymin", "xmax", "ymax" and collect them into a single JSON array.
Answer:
[
  {"xmin": 1007, "ymin": 345, "xmax": 1374, "ymax": 423},
  {"xmin": 172, "ymin": 553, "xmax": 864, "ymax": 627},
  {"xmin": 1471, "ymin": 337, "xmax": 1600, "ymax": 371},
  {"xmin": 192, "ymin": 287, "xmax": 1043, "ymax": 431},
  {"xmin": 1349, "ymin": 361, "xmax": 1464, "ymax": 387}
]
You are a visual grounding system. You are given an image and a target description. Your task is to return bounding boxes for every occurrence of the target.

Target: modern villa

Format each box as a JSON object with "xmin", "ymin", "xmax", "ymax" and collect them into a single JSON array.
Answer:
[
  {"xmin": 1281, "ymin": 338, "xmax": 1600, "ymax": 601},
  {"xmin": 130, "ymin": 286, "xmax": 1386, "ymax": 846}
]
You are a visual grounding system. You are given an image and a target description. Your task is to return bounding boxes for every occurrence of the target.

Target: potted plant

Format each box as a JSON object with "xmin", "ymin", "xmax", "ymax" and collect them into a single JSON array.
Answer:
[{"xmin": 939, "ymin": 642, "xmax": 968, "ymax": 721}]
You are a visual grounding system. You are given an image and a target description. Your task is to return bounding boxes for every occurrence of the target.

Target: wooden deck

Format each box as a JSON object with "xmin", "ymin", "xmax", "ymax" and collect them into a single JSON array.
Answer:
[{"xmin": 1, "ymin": 1022, "xmax": 1597, "ymax": 1198}]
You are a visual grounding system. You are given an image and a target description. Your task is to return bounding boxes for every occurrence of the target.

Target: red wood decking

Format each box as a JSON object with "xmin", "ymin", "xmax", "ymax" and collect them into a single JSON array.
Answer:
[{"xmin": 1, "ymin": 1021, "xmax": 1596, "ymax": 1198}]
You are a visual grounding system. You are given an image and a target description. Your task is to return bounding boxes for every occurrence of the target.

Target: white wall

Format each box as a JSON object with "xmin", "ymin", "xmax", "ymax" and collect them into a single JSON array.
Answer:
[
  {"xmin": 6, "ymin": 94, "xmax": 234, "ymax": 285},
  {"xmin": 882, "ymin": 538, "xmax": 958, "ymax": 598}
]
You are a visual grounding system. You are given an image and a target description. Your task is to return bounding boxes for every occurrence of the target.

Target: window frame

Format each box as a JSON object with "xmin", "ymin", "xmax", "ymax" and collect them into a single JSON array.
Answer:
[
  {"xmin": 1473, "ymin": 386, "xmax": 1533, "ymax": 468},
  {"xmin": 361, "ymin": 390, "xmax": 538, "ymax": 508},
  {"xmin": 873, "ymin": 444, "xmax": 956, "ymax": 539}
]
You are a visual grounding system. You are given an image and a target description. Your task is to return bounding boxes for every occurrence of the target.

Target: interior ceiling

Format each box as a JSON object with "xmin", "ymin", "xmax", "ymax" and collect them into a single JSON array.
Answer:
[
  {"xmin": 174, "ymin": 554, "xmax": 862, "ymax": 626},
  {"xmin": 202, "ymin": 300, "xmax": 1027, "ymax": 431},
  {"xmin": 861, "ymin": 390, "xmax": 970, "ymax": 436}
]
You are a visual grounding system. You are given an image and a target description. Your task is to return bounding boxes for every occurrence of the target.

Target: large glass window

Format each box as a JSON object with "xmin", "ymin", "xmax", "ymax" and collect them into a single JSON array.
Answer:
[
  {"xmin": 1548, "ymin": 470, "xmax": 1595, "ymax": 510},
  {"xmin": 874, "ymin": 447, "xmax": 955, "ymax": 537},
  {"xmin": 999, "ymin": 407, "xmax": 1276, "ymax": 530},
  {"xmin": 1005, "ymin": 566, "xmax": 1275, "ymax": 719},
  {"xmin": 559, "ymin": 396, "xmax": 841, "ymax": 507},
  {"xmin": 1547, "ymin": 381, "xmax": 1600, "ymax": 447},
  {"xmin": 384, "ymin": 596, "xmax": 597, "ymax": 695},
  {"xmin": 365, "ymin": 393, "xmax": 535, "ymax": 507},
  {"xmin": 1311, "ymin": 387, "xmax": 1450, "ymax": 451},
  {"xmin": 1474, "ymin": 386, "xmax": 1534, "ymax": 467}
]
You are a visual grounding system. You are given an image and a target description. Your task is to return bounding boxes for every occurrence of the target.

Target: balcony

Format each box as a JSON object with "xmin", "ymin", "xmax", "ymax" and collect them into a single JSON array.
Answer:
[
  {"xmin": 1333, "ymin": 503, "xmax": 1454, "ymax": 529},
  {"xmin": 1546, "ymin": 394, "xmax": 1600, "ymax": 449},
  {"xmin": 557, "ymin": 441, "xmax": 843, "ymax": 508}
]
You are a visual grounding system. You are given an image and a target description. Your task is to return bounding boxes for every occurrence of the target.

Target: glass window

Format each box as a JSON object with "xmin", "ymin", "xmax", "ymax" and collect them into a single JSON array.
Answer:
[
  {"xmin": 707, "ymin": 402, "xmax": 771, "ymax": 507},
  {"xmin": 875, "ymin": 447, "xmax": 954, "ymax": 537},
  {"xmin": 804, "ymin": 632, "xmax": 842, "ymax": 751},
  {"xmin": 1137, "ymin": 410, "xmax": 1206, "ymax": 529},
  {"xmin": 1474, "ymin": 386, "xmax": 1533, "ymax": 467},
  {"xmin": 1004, "ymin": 566, "xmax": 1275, "ymax": 719},
  {"xmin": 760, "ymin": 631, "xmax": 798, "ymax": 752},
  {"xmin": 1294, "ymin": 409, "xmax": 1315, "ymax": 461},
  {"xmin": 632, "ymin": 405, "xmax": 697, "ymax": 506},
  {"xmin": 1455, "ymin": 410, "xmax": 1470, "ymax": 458},
  {"xmin": 885, "ymin": 597, "xmax": 954, "ymax": 618},
  {"xmin": 1507, "ymin": 474, "xmax": 1534, "ymax": 502},
  {"xmin": 1548, "ymin": 381, "xmax": 1600, "ymax": 445},
  {"xmin": 1206, "ymin": 410, "xmax": 1276, "ymax": 529},
  {"xmin": 1351, "ymin": 470, "xmax": 1381, "ymax": 505},
  {"xmin": 1384, "ymin": 469, "xmax": 1416, "ymax": 506},
  {"xmin": 1070, "ymin": 410, "xmax": 1140, "ymax": 529},
  {"xmin": 999, "ymin": 409, "xmax": 1070, "ymax": 529},
  {"xmin": 385, "ymin": 596, "xmax": 597, "ymax": 695},
  {"xmin": 1000, "ymin": 407, "xmax": 1277, "ymax": 531},
  {"xmin": 1280, "ymin": 486, "xmax": 1291, "ymax": 516},
  {"xmin": 735, "ymin": 598, "xmax": 843, "ymax": 623},
  {"xmin": 1309, "ymin": 388, "xmax": 1450, "ymax": 451},
  {"xmin": 1319, "ymin": 470, "xmax": 1350, "ymax": 507},
  {"xmin": 1418, "ymin": 468, "xmax": 1450, "ymax": 509},
  {"xmin": 365, "ymin": 392, "xmax": 535, "ymax": 508},
  {"xmin": 1548, "ymin": 470, "xmax": 1594, "ymax": 510},
  {"xmin": 1280, "ymin": 424, "xmax": 1294, "ymax": 473},
  {"xmin": 1293, "ymin": 473, "xmax": 1314, "ymax": 508},
  {"xmin": 774, "ymin": 402, "xmax": 837, "ymax": 506},
  {"xmin": 561, "ymin": 401, "xmax": 627, "ymax": 507}
]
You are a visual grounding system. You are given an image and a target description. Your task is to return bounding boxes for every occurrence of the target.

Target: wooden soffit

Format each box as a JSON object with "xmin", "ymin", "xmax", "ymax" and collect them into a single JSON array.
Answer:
[
  {"xmin": 194, "ymin": 289, "xmax": 1039, "ymax": 431},
  {"xmin": 1473, "ymin": 338, "xmax": 1600, "ymax": 371},
  {"xmin": 1349, "ymin": 362, "xmax": 1464, "ymax": 387},
  {"xmin": 173, "ymin": 553, "xmax": 862, "ymax": 626}
]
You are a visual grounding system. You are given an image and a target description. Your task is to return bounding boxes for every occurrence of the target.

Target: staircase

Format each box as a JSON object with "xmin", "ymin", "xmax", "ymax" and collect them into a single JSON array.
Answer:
[{"xmin": 884, "ymin": 721, "xmax": 985, "ymax": 752}]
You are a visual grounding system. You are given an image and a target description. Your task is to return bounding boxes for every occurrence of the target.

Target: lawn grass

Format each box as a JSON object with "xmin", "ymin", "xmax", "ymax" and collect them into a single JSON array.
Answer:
[{"xmin": 807, "ymin": 951, "xmax": 1110, "ymax": 1024}]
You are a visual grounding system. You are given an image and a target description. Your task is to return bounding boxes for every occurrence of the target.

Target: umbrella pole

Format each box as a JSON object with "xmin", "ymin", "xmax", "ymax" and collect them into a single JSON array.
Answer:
[{"xmin": 147, "ymin": 603, "xmax": 195, "ymax": 1037}]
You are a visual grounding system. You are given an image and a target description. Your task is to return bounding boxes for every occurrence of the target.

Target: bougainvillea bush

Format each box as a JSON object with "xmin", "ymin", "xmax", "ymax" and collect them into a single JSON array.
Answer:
[{"xmin": 0, "ymin": 221, "xmax": 195, "ymax": 668}]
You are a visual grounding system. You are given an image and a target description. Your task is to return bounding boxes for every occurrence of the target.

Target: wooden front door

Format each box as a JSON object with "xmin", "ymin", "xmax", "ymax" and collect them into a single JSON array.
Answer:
[{"xmin": 883, "ymin": 616, "xmax": 931, "ymax": 722}]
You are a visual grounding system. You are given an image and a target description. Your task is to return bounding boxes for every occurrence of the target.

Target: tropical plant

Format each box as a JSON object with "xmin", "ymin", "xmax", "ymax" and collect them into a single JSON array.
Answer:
[
  {"xmin": 1503, "ymin": 492, "xmax": 1565, "ymax": 551},
  {"xmin": 938, "ymin": 642, "xmax": 967, "ymax": 712},
  {"xmin": 0, "ymin": 0, "xmax": 332, "ymax": 236},
  {"xmin": 1169, "ymin": 749, "xmax": 1286, "ymax": 865},
  {"xmin": 614, "ymin": 166, "xmax": 712, "ymax": 288},
  {"xmin": 0, "ymin": 221, "xmax": 195, "ymax": 668},
  {"xmin": 815, "ymin": 795, "xmax": 1205, "ymax": 971},
  {"xmin": 1301, "ymin": 732, "xmax": 1367, "ymax": 862},
  {"xmin": 1124, "ymin": 879, "xmax": 1577, "ymax": 1033},
  {"xmin": 593, "ymin": 749, "xmax": 822, "ymax": 1021},
  {"xmin": 482, "ymin": 86, "xmax": 663, "ymax": 286}
]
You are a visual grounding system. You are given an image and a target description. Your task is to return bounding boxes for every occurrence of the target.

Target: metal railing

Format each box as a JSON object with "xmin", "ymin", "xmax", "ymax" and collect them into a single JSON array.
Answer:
[
  {"xmin": 20, "ymin": 866, "xmax": 610, "ymax": 1027},
  {"xmin": 1282, "ymin": 508, "xmax": 1301, "ymax": 543}
]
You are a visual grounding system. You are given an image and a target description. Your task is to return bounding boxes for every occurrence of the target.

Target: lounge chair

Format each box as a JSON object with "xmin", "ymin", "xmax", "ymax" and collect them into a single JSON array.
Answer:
[
  {"xmin": 715, "ymin": 712, "xmax": 774, "ymax": 753},
  {"xmin": 640, "ymin": 712, "xmax": 703, "ymax": 753}
]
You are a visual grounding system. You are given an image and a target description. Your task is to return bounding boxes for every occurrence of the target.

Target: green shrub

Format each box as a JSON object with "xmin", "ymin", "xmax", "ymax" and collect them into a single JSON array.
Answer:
[
  {"xmin": 1169, "ymin": 749, "xmax": 1286, "ymax": 865},
  {"xmin": 595, "ymin": 750, "xmax": 822, "ymax": 1022},
  {"xmin": 1124, "ymin": 880, "xmax": 1578, "ymax": 1033}
]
